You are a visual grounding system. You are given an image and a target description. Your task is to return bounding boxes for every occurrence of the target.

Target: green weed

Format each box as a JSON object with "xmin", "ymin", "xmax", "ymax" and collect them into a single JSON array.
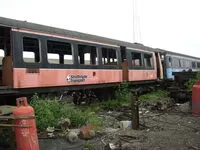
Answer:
[
  {"xmin": 116, "ymin": 81, "xmax": 131, "ymax": 102},
  {"xmin": 60, "ymin": 104, "xmax": 102, "ymax": 127},
  {"xmin": 100, "ymin": 99, "xmax": 122, "ymax": 110},
  {"xmin": 30, "ymin": 94, "xmax": 102, "ymax": 131},
  {"xmin": 139, "ymin": 90, "xmax": 168, "ymax": 101},
  {"xmin": 185, "ymin": 72, "xmax": 200, "ymax": 91},
  {"xmin": 30, "ymin": 94, "xmax": 61, "ymax": 131},
  {"xmin": 83, "ymin": 141, "xmax": 97, "ymax": 150},
  {"xmin": 101, "ymin": 82, "xmax": 131, "ymax": 110}
]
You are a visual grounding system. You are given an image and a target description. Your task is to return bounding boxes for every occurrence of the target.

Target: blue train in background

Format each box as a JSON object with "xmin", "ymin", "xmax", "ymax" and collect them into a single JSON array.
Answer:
[{"xmin": 155, "ymin": 49, "xmax": 200, "ymax": 79}]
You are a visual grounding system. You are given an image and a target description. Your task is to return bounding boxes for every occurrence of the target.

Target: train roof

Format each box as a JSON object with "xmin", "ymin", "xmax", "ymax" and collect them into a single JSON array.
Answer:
[
  {"xmin": 155, "ymin": 48, "xmax": 200, "ymax": 60},
  {"xmin": 0, "ymin": 16, "xmax": 155, "ymax": 52},
  {"xmin": 1, "ymin": 16, "xmax": 199, "ymax": 60}
]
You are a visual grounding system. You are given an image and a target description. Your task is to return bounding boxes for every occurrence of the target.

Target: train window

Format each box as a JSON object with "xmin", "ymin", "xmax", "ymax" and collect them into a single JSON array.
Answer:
[
  {"xmin": 78, "ymin": 44, "xmax": 98, "ymax": 65},
  {"xmin": 47, "ymin": 40, "xmax": 73, "ymax": 64},
  {"xmin": 161, "ymin": 55, "xmax": 164, "ymax": 60},
  {"xmin": 102, "ymin": 48, "xmax": 117, "ymax": 65},
  {"xmin": 144, "ymin": 53, "xmax": 153, "ymax": 67},
  {"xmin": 47, "ymin": 53, "xmax": 59, "ymax": 64},
  {"xmin": 172, "ymin": 58, "xmax": 177, "ymax": 67},
  {"xmin": 168, "ymin": 57, "xmax": 172, "ymax": 67},
  {"xmin": 23, "ymin": 37, "xmax": 40, "ymax": 63},
  {"xmin": 185, "ymin": 60, "xmax": 191, "ymax": 68},
  {"xmin": 179, "ymin": 59, "xmax": 183, "ymax": 67},
  {"xmin": 178, "ymin": 60, "xmax": 181, "ymax": 67},
  {"xmin": 0, "ymin": 49, "xmax": 5, "ymax": 66},
  {"xmin": 197, "ymin": 62, "xmax": 200, "ymax": 68},
  {"xmin": 131, "ymin": 52, "xmax": 142, "ymax": 67},
  {"xmin": 182, "ymin": 60, "xmax": 186, "ymax": 67},
  {"xmin": 64, "ymin": 54, "xmax": 73, "ymax": 64},
  {"xmin": 192, "ymin": 62, "xmax": 196, "ymax": 68}
]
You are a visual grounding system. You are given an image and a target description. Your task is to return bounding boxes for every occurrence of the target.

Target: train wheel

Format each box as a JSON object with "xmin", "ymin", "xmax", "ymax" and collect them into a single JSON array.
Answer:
[
  {"xmin": 72, "ymin": 91, "xmax": 82, "ymax": 105},
  {"xmin": 72, "ymin": 90, "xmax": 97, "ymax": 105}
]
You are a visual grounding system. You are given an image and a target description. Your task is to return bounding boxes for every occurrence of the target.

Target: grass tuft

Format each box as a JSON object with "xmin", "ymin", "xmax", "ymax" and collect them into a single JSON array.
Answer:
[{"xmin": 139, "ymin": 90, "xmax": 168, "ymax": 101}]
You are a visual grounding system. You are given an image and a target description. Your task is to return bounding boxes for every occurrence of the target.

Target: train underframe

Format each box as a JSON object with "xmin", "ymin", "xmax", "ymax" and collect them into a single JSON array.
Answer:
[{"xmin": 0, "ymin": 80, "xmax": 159, "ymax": 105}]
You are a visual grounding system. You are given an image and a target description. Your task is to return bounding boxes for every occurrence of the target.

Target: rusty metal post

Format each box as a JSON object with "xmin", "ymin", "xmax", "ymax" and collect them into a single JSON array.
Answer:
[{"xmin": 131, "ymin": 91, "xmax": 139, "ymax": 129}]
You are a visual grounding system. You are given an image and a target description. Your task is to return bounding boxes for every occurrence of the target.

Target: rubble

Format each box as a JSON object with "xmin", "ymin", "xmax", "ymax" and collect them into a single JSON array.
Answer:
[
  {"xmin": 39, "ymin": 100, "xmax": 200, "ymax": 150},
  {"xmin": 79, "ymin": 123, "xmax": 96, "ymax": 140},
  {"xmin": 119, "ymin": 121, "xmax": 131, "ymax": 129},
  {"xmin": 103, "ymin": 128, "xmax": 119, "ymax": 133},
  {"xmin": 46, "ymin": 127, "xmax": 55, "ymax": 138},
  {"xmin": 104, "ymin": 143, "xmax": 118, "ymax": 150},
  {"xmin": 176, "ymin": 101, "xmax": 191, "ymax": 113},
  {"xmin": 58, "ymin": 118, "xmax": 71, "ymax": 130},
  {"xmin": 67, "ymin": 131, "xmax": 78, "ymax": 143}
]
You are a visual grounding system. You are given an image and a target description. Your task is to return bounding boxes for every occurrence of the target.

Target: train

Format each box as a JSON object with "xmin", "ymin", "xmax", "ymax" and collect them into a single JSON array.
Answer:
[
  {"xmin": 156, "ymin": 48, "xmax": 200, "ymax": 79},
  {"xmin": 0, "ymin": 16, "xmax": 200, "ymax": 103}
]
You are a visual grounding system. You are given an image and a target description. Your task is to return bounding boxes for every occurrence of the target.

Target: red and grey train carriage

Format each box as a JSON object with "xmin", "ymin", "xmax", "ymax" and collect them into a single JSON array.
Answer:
[{"xmin": 0, "ymin": 17, "xmax": 163, "ymax": 103}]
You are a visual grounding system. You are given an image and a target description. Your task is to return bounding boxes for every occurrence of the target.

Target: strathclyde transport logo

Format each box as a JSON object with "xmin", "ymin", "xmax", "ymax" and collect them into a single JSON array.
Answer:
[{"xmin": 66, "ymin": 75, "xmax": 87, "ymax": 82}]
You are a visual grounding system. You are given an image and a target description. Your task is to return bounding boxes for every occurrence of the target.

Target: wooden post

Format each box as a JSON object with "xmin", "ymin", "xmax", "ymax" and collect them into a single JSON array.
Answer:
[{"xmin": 131, "ymin": 91, "xmax": 139, "ymax": 129}]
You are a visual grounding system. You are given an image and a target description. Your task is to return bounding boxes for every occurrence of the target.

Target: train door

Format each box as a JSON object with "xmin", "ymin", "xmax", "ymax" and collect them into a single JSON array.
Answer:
[
  {"xmin": 121, "ymin": 46, "xmax": 129, "ymax": 81},
  {"xmin": 155, "ymin": 52, "xmax": 164, "ymax": 79},
  {"xmin": 0, "ymin": 26, "xmax": 12, "ymax": 87},
  {"xmin": 162, "ymin": 54, "xmax": 167, "ymax": 78}
]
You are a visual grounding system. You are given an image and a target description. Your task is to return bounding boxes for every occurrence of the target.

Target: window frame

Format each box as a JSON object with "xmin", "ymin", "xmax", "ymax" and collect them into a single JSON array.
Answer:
[
  {"xmin": 22, "ymin": 36, "xmax": 41, "ymax": 64},
  {"xmin": 197, "ymin": 62, "xmax": 200, "ymax": 68},
  {"xmin": 143, "ymin": 52, "xmax": 154, "ymax": 69},
  {"xmin": 0, "ymin": 49, "xmax": 5, "ymax": 66},
  {"xmin": 192, "ymin": 61, "xmax": 197, "ymax": 68},
  {"xmin": 131, "ymin": 51, "xmax": 143, "ymax": 69},
  {"xmin": 168, "ymin": 57, "xmax": 172, "ymax": 67},
  {"xmin": 46, "ymin": 39, "xmax": 75, "ymax": 65},
  {"xmin": 45, "ymin": 37, "xmax": 75, "ymax": 66},
  {"xmin": 77, "ymin": 44, "xmax": 99, "ymax": 66},
  {"xmin": 17, "ymin": 32, "xmax": 122, "ymax": 70},
  {"xmin": 127, "ymin": 49, "xmax": 154, "ymax": 70},
  {"xmin": 184, "ymin": 59, "xmax": 191, "ymax": 68},
  {"xmin": 101, "ymin": 47, "xmax": 118, "ymax": 66}
]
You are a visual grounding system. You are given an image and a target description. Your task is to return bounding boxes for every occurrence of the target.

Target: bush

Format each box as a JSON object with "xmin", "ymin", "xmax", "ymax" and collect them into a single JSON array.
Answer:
[
  {"xmin": 60, "ymin": 105, "xmax": 102, "ymax": 127},
  {"xmin": 185, "ymin": 72, "xmax": 200, "ymax": 91},
  {"xmin": 30, "ymin": 94, "xmax": 61, "ymax": 131},
  {"xmin": 30, "ymin": 94, "xmax": 102, "ymax": 131},
  {"xmin": 60, "ymin": 105, "xmax": 87, "ymax": 127}
]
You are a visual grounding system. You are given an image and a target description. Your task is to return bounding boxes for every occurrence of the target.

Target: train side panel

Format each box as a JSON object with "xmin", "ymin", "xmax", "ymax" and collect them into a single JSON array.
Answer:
[
  {"xmin": 127, "ymin": 50, "xmax": 157, "ymax": 82},
  {"xmin": 165, "ymin": 54, "xmax": 200, "ymax": 79},
  {"xmin": 13, "ymin": 69, "xmax": 122, "ymax": 88},
  {"xmin": 166, "ymin": 68, "xmax": 200, "ymax": 79},
  {"xmin": 11, "ymin": 29, "xmax": 123, "ymax": 89},
  {"xmin": 128, "ymin": 70, "xmax": 157, "ymax": 81}
]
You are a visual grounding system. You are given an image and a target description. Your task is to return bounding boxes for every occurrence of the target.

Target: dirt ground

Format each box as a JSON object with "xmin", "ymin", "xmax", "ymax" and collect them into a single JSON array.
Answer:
[
  {"xmin": 1, "ymin": 100, "xmax": 200, "ymax": 150},
  {"xmin": 100, "ymin": 102, "xmax": 200, "ymax": 150},
  {"xmin": 38, "ymin": 101, "xmax": 200, "ymax": 150}
]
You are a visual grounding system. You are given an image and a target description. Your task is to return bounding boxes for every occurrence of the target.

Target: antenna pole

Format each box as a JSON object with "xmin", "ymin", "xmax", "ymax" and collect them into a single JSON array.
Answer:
[{"xmin": 133, "ymin": 0, "xmax": 135, "ymax": 43}]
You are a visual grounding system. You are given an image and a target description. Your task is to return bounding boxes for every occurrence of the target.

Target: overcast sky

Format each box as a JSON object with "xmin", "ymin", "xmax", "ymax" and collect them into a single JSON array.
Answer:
[{"xmin": 0, "ymin": 0, "xmax": 199, "ymax": 57}]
